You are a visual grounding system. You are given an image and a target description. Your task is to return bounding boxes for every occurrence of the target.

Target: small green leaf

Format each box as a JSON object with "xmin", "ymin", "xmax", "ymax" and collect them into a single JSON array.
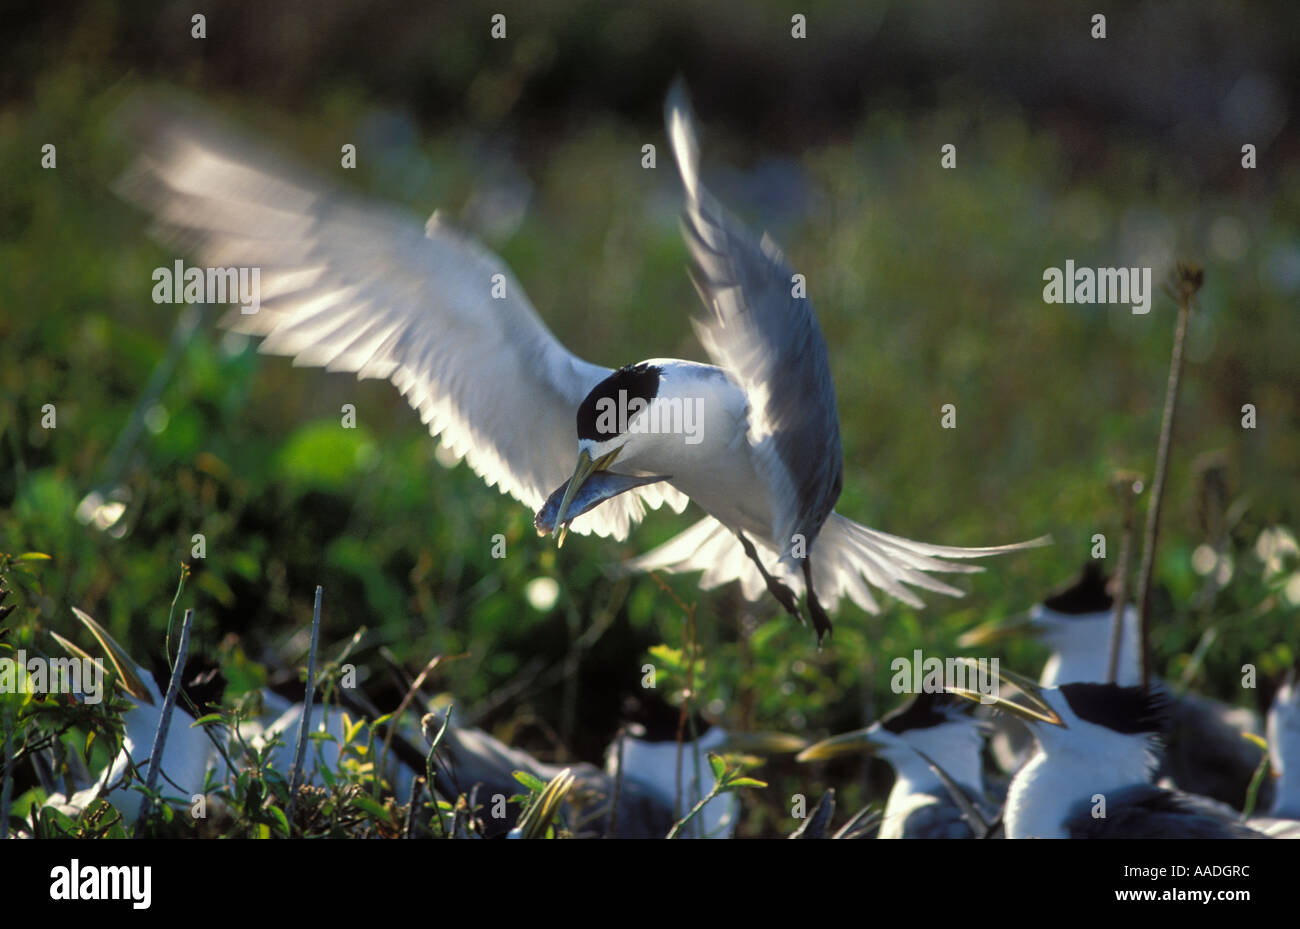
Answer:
[
  {"xmin": 512, "ymin": 770, "xmax": 546, "ymax": 793},
  {"xmin": 190, "ymin": 713, "xmax": 225, "ymax": 727},
  {"xmin": 725, "ymin": 777, "xmax": 767, "ymax": 790},
  {"xmin": 708, "ymin": 752, "xmax": 727, "ymax": 781},
  {"xmin": 647, "ymin": 644, "xmax": 684, "ymax": 673},
  {"xmin": 16, "ymin": 553, "xmax": 52, "ymax": 562},
  {"xmin": 266, "ymin": 805, "xmax": 291, "ymax": 836},
  {"xmin": 352, "ymin": 794, "xmax": 390, "ymax": 820}
]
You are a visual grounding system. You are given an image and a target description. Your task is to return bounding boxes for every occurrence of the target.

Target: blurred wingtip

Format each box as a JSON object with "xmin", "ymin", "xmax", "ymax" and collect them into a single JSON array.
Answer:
[{"xmin": 664, "ymin": 77, "xmax": 700, "ymax": 201}]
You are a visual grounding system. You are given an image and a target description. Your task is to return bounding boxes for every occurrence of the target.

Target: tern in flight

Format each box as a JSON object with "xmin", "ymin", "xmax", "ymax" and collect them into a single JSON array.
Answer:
[{"xmin": 119, "ymin": 84, "xmax": 1045, "ymax": 641}]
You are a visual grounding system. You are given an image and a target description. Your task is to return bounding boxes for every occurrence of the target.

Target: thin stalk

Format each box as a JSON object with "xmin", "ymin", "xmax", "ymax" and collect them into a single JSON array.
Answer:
[
  {"xmin": 666, "ymin": 782, "xmax": 722, "ymax": 840},
  {"xmin": 1107, "ymin": 475, "xmax": 1142, "ymax": 683},
  {"xmin": 1134, "ymin": 264, "xmax": 1201, "ymax": 693},
  {"xmin": 286, "ymin": 586, "xmax": 323, "ymax": 827},
  {"xmin": 133, "ymin": 607, "xmax": 195, "ymax": 836}
]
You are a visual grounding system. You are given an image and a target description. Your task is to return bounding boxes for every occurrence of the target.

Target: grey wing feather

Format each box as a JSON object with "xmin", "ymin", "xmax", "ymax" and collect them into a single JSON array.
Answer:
[
  {"xmin": 1067, "ymin": 784, "xmax": 1271, "ymax": 839},
  {"xmin": 116, "ymin": 94, "xmax": 680, "ymax": 540},
  {"xmin": 666, "ymin": 84, "xmax": 842, "ymax": 561}
]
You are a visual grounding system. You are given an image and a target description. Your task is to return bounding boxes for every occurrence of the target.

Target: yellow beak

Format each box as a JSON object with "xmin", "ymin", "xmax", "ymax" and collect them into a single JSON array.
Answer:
[
  {"xmin": 716, "ymin": 732, "xmax": 810, "ymax": 756},
  {"xmin": 796, "ymin": 727, "xmax": 882, "ymax": 763},
  {"xmin": 956, "ymin": 611, "xmax": 1039, "ymax": 648},
  {"xmin": 553, "ymin": 447, "xmax": 620, "ymax": 547},
  {"xmin": 68, "ymin": 606, "xmax": 156, "ymax": 705},
  {"xmin": 943, "ymin": 658, "xmax": 1065, "ymax": 728}
]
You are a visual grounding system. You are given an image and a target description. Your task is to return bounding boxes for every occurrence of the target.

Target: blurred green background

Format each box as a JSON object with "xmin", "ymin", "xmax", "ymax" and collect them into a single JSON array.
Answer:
[{"xmin": 2, "ymin": 0, "xmax": 1298, "ymax": 836}]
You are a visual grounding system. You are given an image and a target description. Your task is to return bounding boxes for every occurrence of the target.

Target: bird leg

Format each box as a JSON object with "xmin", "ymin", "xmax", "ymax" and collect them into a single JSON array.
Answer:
[
  {"xmin": 736, "ymin": 532, "xmax": 804, "ymax": 627},
  {"xmin": 801, "ymin": 558, "xmax": 833, "ymax": 644}
]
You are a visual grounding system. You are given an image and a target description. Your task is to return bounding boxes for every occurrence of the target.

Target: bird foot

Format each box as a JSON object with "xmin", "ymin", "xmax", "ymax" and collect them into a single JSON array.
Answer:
[
  {"xmin": 766, "ymin": 578, "xmax": 805, "ymax": 626},
  {"xmin": 807, "ymin": 591, "xmax": 833, "ymax": 645}
]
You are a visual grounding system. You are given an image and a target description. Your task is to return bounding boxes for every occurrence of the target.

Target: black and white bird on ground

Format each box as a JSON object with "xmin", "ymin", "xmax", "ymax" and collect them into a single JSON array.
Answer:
[
  {"xmin": 118, "ymin": 83, "xmax": 1045, "ymax": 643},
  {"xmin": 952, "ymin": 671, "xmax": 1268, "ymax": 839},
  {"xmin": 960, "ymin": 562, "xmax": 1270, "ymax": 809},
  {"xmin": 423, "ymin": 698, "xmax": 804, "ymax": 838},
  {"xmin": 960, "ymin": 562, "xmax": 1140, "ymax": 687},
  {"xmin": 43, "ymin": 608, "xmax": 226, "ymax": 821},
  {"xmin": 797, "ymin": 691, "xmax": 998, "ymax": 838},
  {"xmin": 42, "ymin": 607, "xmax": 415, "ymax": 821}
]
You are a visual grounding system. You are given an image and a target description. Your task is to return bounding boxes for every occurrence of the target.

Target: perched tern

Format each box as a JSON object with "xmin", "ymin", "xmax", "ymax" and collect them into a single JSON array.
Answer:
[
  {"xmin": 955, "ymin": 673, "xmax": 1268, "ymax": 839},
  {"xmin": 962, "ymin": 563, "xmax": 1270, "ymax": 809},
  {"xmin": 118, "ymin": 85, "xmax": 1045, "ymax": 642},
  {"xmin": 423, "ymin": 699, "xmax": 802, "ymax": 838},
  {"xmin": 798, "ymin": 692, "xmax": 998, "ymax": 838},
  {"xmin": 44, "ymin": 609, "xmax": 414, "ymax": 822},
  {"xmin": 44, "ymin": 608, "xmax": 224, "ymax": 821},
  {"xmin": 961, "ymin": 562, "xmax": 1140, "ymax": 687}
]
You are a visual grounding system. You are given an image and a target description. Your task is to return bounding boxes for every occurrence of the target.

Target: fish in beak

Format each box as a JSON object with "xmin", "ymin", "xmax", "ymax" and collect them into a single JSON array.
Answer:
[
  {"xmin": 943, "ymin": 658, "xmax": 1065, "ymax": 728},
  {"xmin": 536, "ymin": 447, "xmax": 668, "ymax": 546}
]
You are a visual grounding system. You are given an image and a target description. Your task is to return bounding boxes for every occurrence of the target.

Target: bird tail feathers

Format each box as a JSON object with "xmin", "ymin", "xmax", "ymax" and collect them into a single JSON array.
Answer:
[{"xmin": 624, "ymin": 513, "xmax": 1049, "ymax": 615}]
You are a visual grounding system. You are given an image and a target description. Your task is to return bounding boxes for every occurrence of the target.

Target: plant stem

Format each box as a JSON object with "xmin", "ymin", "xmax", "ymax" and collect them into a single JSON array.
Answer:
[
  {"xmin": 286, "ymin": 586, "xmax": 323, "ymax": 827},
  {"xmin": 666, "ymin": 783, "xmax": 722, "ymax": 839},
  {"xmin": 133, "ymin": 607, "xmax": 195, "ymax": 836},
  {"xmin": 1134, "ymin": 265, "xmax": 1200, "ymax": 692},
  {"xmin": 1107, "ymin": 476, "xmax": 1141, "ymax": 683}
]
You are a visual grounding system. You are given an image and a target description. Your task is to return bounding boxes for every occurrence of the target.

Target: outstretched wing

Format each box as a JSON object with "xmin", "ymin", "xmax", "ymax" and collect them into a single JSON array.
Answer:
[
  {"xmin": 117, "ymin": 95, "xmax": 679, "ymax": 539},
  {"xmin": 665, "ymin": 83, "xmax": 843, "ymax": 562}
]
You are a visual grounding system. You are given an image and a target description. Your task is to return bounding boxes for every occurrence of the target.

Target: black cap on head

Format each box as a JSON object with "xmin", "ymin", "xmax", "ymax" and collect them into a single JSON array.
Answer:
[
  {"xmin": 577, "ymin": 363, "xmax": 662, "ymax": 442},
  {"xmin": 1042, "ymin": 561, "xmax": 1113, "ymax": 615},
  {"xmin": 879, "ymin": 691, "xmax": 964, "ymax": 734},
  {"xmin": 1060, "ymin": 682, "xmax": 1171, "ymax": 734}
]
